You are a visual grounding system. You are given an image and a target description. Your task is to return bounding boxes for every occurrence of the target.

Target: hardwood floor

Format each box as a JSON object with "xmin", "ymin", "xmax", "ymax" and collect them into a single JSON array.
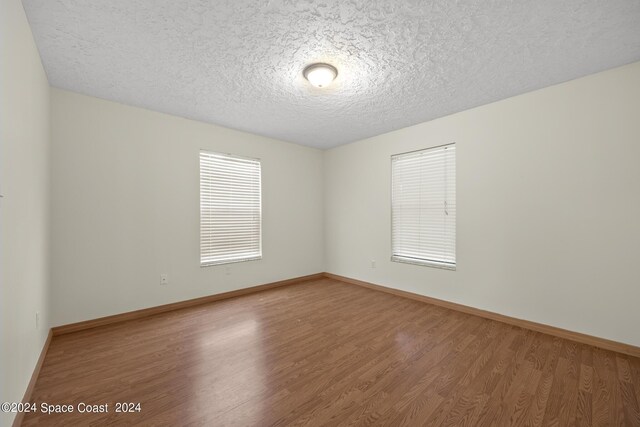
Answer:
[{"xmin": 23, "ymin": 279, "xmax": 640, "ymax": 426}]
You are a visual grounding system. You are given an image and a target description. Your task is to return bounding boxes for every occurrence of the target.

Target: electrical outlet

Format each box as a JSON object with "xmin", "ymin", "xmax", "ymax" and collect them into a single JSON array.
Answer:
[
  {"xmin": 160, "ymin": 274, "xmax": 169, "ymax": 285},
  {"xmin": 36, "ymin": 312, "xmax": 40, "ymax": 329},
  {"xmin": 371, "ymin": 260, "xmax": 376, "ymax": 269}
]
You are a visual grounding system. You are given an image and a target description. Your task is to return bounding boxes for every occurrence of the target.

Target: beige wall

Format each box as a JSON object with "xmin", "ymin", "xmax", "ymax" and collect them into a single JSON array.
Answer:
[
  {"xmin": 50, "ymin": 89, "xmax": 324, "ymax": 326},
  {"xmin": 0, "ymin": 0, "xmax": 51, "ymax": 424},
  {"xmin": 324, "ymin": 61, "xmax": 640, "ymax": 347}
]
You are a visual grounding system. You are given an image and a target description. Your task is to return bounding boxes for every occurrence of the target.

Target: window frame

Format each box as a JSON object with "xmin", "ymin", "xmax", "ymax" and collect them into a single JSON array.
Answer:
[
  {"xmin": 390, "ymin": 143, "xmax": 457, "ymax": 271},
  {"xmin": 199, "ymin": 150, "xmax": 263, "ymax": 267}
]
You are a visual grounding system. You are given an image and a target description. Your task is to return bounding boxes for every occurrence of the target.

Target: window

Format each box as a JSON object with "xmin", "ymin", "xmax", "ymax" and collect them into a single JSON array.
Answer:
[
  {"xmin": 391, "ymin": 144, "xmax": 456, "ymax": 269},
  {"xmin": 200, "ymin": 151, "xmax": 262, "ymax": 266}
]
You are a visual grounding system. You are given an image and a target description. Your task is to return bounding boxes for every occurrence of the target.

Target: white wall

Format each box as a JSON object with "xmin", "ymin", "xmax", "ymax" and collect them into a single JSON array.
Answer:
[
  {"xmin": 50, "ymin": 89, "xmax": 324, "ymax": 326},
  {"xmin": 325, "ymin": 61, "xmax": 640, "ymax": 347},
  {"xmin": 0, "ymin": 0, "xmax": 51, "ymax": 424}
]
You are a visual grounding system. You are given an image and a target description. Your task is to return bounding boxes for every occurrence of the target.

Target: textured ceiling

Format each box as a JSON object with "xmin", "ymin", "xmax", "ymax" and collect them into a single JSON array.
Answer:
[{"xmin": 22, "ymin": 0, "xmax": 640, "ymax": 149}]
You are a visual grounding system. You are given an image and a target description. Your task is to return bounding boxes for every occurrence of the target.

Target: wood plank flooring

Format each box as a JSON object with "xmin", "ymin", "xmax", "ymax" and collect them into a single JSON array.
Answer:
[{"xmin": 22, "ymin": 279, "xmax": 640, "ymax": 426}]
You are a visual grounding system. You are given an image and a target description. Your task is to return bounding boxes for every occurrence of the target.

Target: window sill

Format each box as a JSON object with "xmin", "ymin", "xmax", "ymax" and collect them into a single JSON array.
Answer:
[
  {"xmin": 391, "ymin": 256, "xmax": 456, "ymax": 271},
  {"xmin": 201, "ymin": 256, "xmax": 262, "ymax": 268}
]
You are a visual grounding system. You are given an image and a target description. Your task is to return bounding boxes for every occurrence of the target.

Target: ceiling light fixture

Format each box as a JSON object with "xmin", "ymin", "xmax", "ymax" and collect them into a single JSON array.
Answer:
[{"xmin": 303, "ymin": 63, "xmax": 338, "ymax": 88}]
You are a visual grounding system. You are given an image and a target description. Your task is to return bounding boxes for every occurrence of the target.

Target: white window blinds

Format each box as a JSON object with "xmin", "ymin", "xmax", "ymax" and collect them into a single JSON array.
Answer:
[
  {"xmin": 391, "ymin": 144, "xmax": 456, "ymax": 269},
  {"xmin": 200, "ymin": 151, "xmax": 262, "ymax": 266}
]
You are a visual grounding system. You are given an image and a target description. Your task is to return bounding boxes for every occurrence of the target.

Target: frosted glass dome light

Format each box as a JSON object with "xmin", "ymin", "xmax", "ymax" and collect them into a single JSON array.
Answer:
[{"xmin": 303, "ymin": 63, "xmax": 338, "ymax": 88}]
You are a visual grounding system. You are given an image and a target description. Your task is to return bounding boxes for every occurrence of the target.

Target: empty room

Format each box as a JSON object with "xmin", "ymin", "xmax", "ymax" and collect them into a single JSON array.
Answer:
[{"xmin": 2, "ymin": 0, "xmax": 640, "ymax": 426}]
